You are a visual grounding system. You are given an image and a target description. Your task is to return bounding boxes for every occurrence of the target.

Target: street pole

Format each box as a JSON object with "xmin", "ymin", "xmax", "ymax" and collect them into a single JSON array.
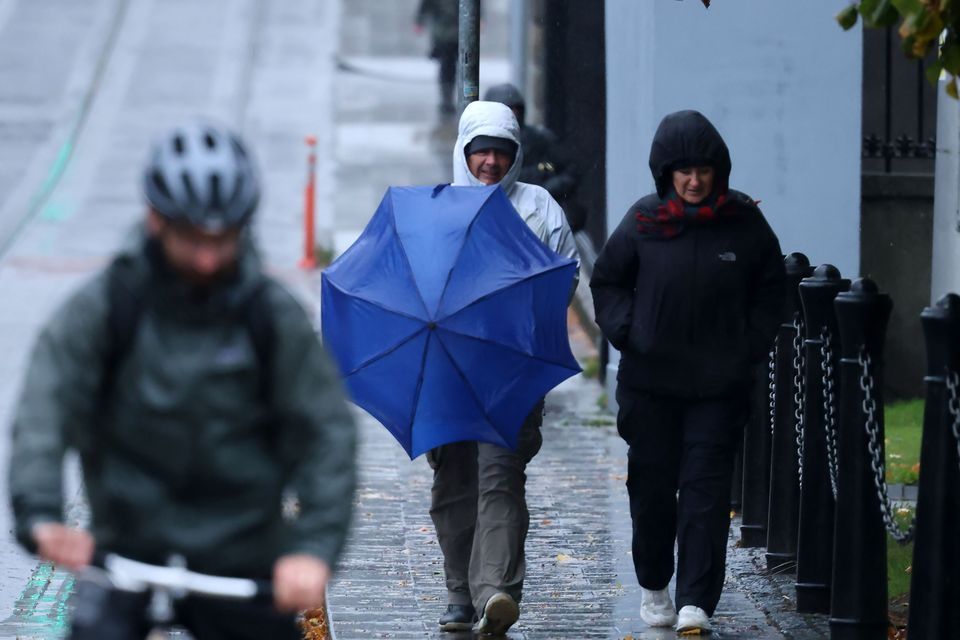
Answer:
[{"xmin": 458, "ymin": 0, "xmax": 481, "ymax": 111}]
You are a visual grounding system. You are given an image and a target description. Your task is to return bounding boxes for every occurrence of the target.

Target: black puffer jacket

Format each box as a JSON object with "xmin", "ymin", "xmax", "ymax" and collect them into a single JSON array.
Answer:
[{"xmin": 590, "ymin": 111, "xmax": 785, "ymax": 398}]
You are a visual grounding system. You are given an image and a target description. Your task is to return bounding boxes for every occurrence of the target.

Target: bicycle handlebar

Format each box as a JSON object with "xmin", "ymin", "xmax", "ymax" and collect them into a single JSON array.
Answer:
[{"xmin": 89, "ymin": 551, "xmax": 273, "ymax": 601}]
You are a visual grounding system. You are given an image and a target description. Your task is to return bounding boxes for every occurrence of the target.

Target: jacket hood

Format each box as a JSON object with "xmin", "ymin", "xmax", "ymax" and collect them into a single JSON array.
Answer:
[
  {"xmin": 453, "ymin": 101, "xmax": 524, "ymax": 191},
  {"xmin": 649, "ymin": 110, "xmax": 731, "ymax": 198}
]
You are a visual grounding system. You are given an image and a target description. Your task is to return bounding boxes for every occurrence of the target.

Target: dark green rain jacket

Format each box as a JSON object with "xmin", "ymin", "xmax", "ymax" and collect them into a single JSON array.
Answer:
[{"xmin": 8, "ymin": 229, "xmax": 357, "ymax": 577}]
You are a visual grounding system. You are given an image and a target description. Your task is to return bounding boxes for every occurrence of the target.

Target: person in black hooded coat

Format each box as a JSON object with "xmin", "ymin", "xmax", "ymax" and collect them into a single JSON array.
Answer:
[{"xmin": 590, "ymin": 110, "xmax": 785, "ymax": 633}]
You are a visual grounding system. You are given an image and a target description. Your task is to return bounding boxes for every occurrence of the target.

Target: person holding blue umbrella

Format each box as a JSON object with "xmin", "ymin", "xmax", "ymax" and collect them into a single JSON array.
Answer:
[{"xmin": 425, "ymin": 100, "xmax": 580, "ymax": 635}]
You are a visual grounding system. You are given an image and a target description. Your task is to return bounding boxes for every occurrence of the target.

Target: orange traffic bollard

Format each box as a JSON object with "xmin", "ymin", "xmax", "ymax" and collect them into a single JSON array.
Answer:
[{"xmin": 299, "ymin": 135, "xmax": 318, "ymax": 269}]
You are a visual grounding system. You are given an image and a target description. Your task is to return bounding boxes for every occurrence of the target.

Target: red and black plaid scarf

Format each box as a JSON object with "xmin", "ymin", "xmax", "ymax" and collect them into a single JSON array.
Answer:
[{"xmin": 635, "ymin": 190, "xmax": 735, "ymax": 239}]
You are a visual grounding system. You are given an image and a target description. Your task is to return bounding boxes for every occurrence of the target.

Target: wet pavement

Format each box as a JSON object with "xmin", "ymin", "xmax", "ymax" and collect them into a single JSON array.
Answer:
[{"xmin": 0, "ymin": 0, "xmax": 831, "ymax": 638}]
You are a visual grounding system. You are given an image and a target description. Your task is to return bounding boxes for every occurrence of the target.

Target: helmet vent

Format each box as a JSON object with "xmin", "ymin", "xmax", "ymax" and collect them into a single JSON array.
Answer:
[
  {"xmin": 151, "ymin": 170, "xmax": 171, "ymax": 199},
  {"xmin": 173, "ymin": 135, "xmax": 185, "ymax": 155},
  {"xmin": 210, "ymin": 174, "xmax": 222, "ymax": 209},
  {"xmin": 181, "ymin": 171, "xmax": 198, "ymax": 206},
  {"xmin": 204, "ymin": 131, "xmax": 217, "ymax": 149}
]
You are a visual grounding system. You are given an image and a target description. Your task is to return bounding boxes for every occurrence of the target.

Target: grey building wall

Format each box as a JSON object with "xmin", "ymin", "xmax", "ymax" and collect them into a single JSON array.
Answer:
[{"xmin": 604, "ymin": 0, "xmax": 862, "ymax": 395}]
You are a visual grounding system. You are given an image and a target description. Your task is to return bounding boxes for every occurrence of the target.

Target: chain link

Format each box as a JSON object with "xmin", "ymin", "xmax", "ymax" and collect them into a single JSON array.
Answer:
[
  {"xmin": 859, "ymin": 348, "xmax": 915, "ymax": 544},
  {"xmin": 821, "ymin": 328, "xmax": 840, "ymax": 500},
  {"xmin": 768, "ymin": 342, "xmax": 777, "ymax": 436},
  {"xmin": 792, "ymin": 316, "xmax": 806, "ymax": 486},
  {"xmin": 947, "ymin": 370, "xmax": 960, "ymax": 475}
]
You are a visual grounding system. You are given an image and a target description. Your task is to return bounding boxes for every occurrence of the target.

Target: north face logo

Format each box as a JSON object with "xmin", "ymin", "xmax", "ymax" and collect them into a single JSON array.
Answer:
[{"xmin": 718, "ymin": 252, "xmax": 737, "ymax": 262}]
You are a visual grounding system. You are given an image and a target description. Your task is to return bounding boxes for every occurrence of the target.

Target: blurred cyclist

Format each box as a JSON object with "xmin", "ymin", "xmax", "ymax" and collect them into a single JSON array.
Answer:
[{"xmin": 8, "ymin": 121, "xmax": 357, "ymax": 639}]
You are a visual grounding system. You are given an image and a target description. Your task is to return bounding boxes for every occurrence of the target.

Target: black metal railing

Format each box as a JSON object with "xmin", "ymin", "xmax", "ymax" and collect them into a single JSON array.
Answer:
[
  {"xmin": 735, "ymin": 251, "xmax": 960, "ymax": 638},
  {"xmin": 862, "ymin": 26, "xmax": 938, "ymax": 174}
]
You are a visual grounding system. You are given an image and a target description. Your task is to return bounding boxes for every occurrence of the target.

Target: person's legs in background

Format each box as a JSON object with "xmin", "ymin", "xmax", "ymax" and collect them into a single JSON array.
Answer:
[
  {"xmin": 470, "ymin": 401, "xmax": 543, "ymax": 631},
  {"xmin": 615, "ymin": 387, "xmax": 684, "ymax": 626},
  {"xmin": 674, "ymin": 394, "xmax": 747, "ymax": 616},
  {"xmin": 429, "ymin": 441, "xmax": 480, "ymax": 628}
]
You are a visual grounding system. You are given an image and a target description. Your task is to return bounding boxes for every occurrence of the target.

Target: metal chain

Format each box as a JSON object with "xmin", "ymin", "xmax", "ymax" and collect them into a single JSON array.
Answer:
[
  {"xmin": 768, "ymin": 342, "xmax": 777, "ymax": 436},
  {"xmin": 947, "ymin": 369, "xmax": 960, "ymax": 474},
  {"xmin": 792, "ymin": 316, "xmax": 806, "ymax": 486},
  {"xmin": 859, "ymin": 348, "xmax": 915, "ymax": 544},
  {"xmin": 821, "ymin": 328, "xmax": 840, "ymax": 500}
]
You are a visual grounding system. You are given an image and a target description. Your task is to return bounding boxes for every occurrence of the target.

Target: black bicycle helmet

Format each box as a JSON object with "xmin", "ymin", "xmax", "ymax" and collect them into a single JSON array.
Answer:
[{"xmin": 143, "ymin": 122, "xmax": 260, "ymax": 231}]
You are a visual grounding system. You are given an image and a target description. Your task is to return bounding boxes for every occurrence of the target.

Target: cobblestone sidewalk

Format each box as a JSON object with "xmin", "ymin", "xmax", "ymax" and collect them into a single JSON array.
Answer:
[{"xmin": 326, "ymin": 356, "xmax": 828, "ymax": 639}]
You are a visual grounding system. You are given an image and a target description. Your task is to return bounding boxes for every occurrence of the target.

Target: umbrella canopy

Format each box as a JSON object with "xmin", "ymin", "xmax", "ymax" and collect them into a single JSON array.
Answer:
[{"xmin": 321, "ymin": 184, "xmax": 580, "ymax": 458}]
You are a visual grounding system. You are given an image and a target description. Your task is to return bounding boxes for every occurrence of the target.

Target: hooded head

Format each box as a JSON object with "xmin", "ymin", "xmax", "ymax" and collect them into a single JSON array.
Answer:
[
  {"xmin": 483, "ymin": 83, "xmax": 526, "ymax": 125},
  {"xmin": 648, "ymin": 110, "xmax": 731, "ymax": 199},
  {"xmin": 453, "ymin": 101, "xmax": 524, "ymax": 191}
]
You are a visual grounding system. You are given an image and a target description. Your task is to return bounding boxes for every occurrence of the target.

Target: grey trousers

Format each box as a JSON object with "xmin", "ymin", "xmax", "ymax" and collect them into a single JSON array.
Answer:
[{"xmin": 427, "ymin": 401, "xmax": 545, "ymax": 613}]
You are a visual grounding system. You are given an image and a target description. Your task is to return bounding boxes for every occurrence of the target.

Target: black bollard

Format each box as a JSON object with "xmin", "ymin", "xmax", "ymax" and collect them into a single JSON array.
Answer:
[
  {"xmin": 795, "ymin": 264, "xmax": 849, "ymax": 615},
  {"xmin": 766, "ymin": 253, "xmax": 813, "ymax": 572},
  {"xmin": 907, "ymin": 293, "xmax": 960, "ymax": 638},
  {"xmin": 731, "ymin": 447, "xmax": 743, "ymax": 514},
  {"xmin": 740, "ymin": 358, "xmax": 772, "ymax": 547},
  {"xmin": 830, "ymin": 278, "xmax": 892, "ymax": 640}
]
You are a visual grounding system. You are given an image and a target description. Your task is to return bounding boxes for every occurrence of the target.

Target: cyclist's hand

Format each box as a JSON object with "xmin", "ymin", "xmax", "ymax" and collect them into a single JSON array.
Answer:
[
  {"xmin": 273, "ymin": 554, "xmax": 330, "ymax": 612},
  {"xmin": 32, "ymin": 523, "xmax": 94, "ymax": 571}
]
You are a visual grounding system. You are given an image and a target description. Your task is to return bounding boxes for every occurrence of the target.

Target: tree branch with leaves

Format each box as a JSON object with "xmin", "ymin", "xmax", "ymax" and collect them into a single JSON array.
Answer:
[{"xmin": 838, "ymin": 0, "xmax": 960, "ymax": 97}]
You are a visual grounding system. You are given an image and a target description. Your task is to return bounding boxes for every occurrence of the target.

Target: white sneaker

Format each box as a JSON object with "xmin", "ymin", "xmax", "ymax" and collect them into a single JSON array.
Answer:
[
  {"xmin": 639, "ymin": 587, "xmax": 677, "ymax": 627},
  {"xmin": 676, "ymin": 605, "xmax": 711, "ymax": 634}
]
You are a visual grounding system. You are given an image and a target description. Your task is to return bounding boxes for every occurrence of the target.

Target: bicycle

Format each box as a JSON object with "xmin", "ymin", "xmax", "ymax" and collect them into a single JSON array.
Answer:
[{"xmin": 69, "ymin": 552, "xmax": 331, "ymax": 640}]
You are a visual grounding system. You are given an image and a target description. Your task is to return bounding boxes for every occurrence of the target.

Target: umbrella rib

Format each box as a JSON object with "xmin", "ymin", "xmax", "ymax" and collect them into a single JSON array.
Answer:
[
  {"xmin": 434, "ymin": 186, "xmax": 498, "ymax": 316},
  {"xmin": 432, "ymin": 331, "xmax": 500, "ymax": 434},
  {"xmin": 438, "ymin": 261, "xmax": 575, "ymax": 322},
  {"xmin": 324, "ymin": 278, "xmax": 428, "ymax": 324},
  {"xmin": 436, "ymin": 326, "xmax": 581, "ymax": 372},
  {"xmin": 346, "ymin": 327, "xmax": 428, "ymax": 377},
  {"xmin": 388, "ymin": 191, "xmax": 433, "ymax": 319},
  {"xmin": 406, "ymin": 329, "xmax": 433, "ymax": 436}
]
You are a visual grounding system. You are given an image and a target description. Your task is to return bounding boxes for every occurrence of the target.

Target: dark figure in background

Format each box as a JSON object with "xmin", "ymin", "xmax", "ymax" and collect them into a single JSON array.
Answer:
[
  {"xmin": 8, "ymin": 122, "xmax": 358, "ymax": 639},
  {"xmin": 590, "ymin": 110, "xmax": 785, "ymax": 634},
  {"xmin": 416, "ymin": 0, "xmax": 459, "ymax": 115},
  {"xmin": 483, "ymin": 82, "xmax": 586, "ymax": 231}
]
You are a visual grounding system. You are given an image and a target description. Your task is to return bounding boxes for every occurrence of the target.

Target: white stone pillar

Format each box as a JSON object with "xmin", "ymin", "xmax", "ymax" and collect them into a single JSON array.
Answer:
[{"xmin": 932, "ymin": 79, "xmax": 960, "ymax": 301}]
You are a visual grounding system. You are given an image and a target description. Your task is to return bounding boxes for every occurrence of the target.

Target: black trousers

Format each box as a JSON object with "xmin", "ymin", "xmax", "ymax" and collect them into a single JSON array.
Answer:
[
  {"xmin": 615, "ymin": 385, "xmax": 747, "ymax": 616},
  {"xmin": 68, "ymin": 576, "xmax": 303, "ymax": 640}
]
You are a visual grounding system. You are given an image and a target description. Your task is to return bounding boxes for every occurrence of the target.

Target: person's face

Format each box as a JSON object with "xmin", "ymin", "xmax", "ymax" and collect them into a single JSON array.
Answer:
[
  {"xmin": 672, "ymin": 166, "xmax": 715, "ymax": 205},
  {"xmin": 148, "ymin": 210, "xmax": 242, "ymax": 288},
  {"xmin": 467, "ymin": 148, "xmax": 513, "ymax": 185}
]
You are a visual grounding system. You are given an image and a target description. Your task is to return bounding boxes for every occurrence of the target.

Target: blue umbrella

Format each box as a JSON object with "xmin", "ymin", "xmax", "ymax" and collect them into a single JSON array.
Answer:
[{"xmin": 321, "ymin": 184, "xmax": 580, "ymax": 458}]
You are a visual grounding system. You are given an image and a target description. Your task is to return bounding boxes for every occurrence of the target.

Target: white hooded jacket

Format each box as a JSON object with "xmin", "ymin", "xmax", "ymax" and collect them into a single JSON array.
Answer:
[{"xmin": 453, "ymin": 101, "xmax": 580, "ymax": 293}]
